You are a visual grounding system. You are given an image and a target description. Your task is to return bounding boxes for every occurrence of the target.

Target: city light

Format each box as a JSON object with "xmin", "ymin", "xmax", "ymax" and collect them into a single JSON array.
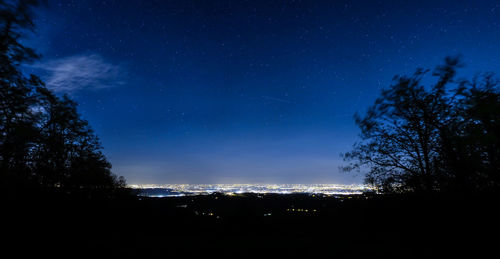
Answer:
[{"xmin": 129, "ymin": 184, "xmax": 375, "ymax": 197}]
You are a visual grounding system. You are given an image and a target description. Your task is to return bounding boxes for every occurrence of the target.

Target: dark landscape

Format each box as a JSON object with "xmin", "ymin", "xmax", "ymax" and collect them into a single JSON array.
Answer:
[{"xmin": 4, "ymin": 191, "xmax": 499, "ymax": 257}]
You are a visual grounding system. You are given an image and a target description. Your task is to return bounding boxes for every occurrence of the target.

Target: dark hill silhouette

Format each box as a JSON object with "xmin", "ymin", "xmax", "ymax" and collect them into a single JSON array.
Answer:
[{"xmin": 4, "ymin": 192, "xmax": 499, "ymax": 257}]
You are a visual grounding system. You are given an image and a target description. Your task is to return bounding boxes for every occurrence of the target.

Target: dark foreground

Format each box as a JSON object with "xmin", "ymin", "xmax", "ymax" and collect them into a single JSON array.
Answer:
[{"xmin": 4, "ymin": 192, "xmax": 499, "ymax": 257}]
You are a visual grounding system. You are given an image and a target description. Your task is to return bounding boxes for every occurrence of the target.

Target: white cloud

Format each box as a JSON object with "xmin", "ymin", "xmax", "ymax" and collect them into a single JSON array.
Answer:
[{"xmin": 33, "ymin": 54, "xmax": 125, "ymax": 93}]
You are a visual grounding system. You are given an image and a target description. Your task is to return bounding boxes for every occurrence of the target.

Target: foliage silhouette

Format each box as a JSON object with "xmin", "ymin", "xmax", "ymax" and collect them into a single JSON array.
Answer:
[
  {"xmin": 343, "ymin": 56, "xmax": 500, "ymax": 193},
  {"xmin": 0, "ymin": 0, "xmax": 127, "ymax": 197}
]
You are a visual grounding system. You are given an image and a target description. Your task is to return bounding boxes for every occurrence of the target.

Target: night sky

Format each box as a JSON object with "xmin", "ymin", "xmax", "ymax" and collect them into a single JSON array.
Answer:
[{"xmin": 27, "ymin": 0, "xmax": 500, "ymax": 184}]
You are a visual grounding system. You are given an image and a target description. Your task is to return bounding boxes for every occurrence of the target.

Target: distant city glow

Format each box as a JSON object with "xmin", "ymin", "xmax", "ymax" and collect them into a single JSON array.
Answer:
[{"xmin": 130, "ymin": 184, "xmax": 375, "ymax": 197}]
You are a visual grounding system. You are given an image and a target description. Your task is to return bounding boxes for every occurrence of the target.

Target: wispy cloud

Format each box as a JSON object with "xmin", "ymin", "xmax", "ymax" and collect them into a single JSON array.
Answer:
[{"xmin": 32, "ymin": 54, "xmax": 125, "ymax": 93}]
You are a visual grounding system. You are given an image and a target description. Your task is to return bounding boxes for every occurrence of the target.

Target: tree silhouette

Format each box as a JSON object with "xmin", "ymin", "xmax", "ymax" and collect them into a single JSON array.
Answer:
[
  {"xmin": 1, "ymin": 0, "xmax": 128, "ymax": 197},
  {"xmin": 440, "ymin": 73, "xmax": 500, "ymax": 191},
  {"xmin": 0, "ymin": 0, "xmax": 43, "ymax": 188},
  {"xmin": 343, "ymin": 57, "xmax": 500, "ymax": 193}
]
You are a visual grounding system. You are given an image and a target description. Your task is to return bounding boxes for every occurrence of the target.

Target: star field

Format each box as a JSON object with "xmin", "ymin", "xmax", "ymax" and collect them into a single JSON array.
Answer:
[{"xmin": 30, "ymin": 0, "xmax": 500, "ymax": 184}]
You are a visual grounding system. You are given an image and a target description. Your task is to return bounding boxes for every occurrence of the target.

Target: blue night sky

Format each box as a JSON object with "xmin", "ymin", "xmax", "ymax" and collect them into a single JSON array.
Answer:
[{"xmin": 27, "ymin": 0, "xmax": 500, "ymax": 184}]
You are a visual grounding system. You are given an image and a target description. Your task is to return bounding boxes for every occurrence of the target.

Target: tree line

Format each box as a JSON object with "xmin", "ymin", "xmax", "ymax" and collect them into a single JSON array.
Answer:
[
  {"xmin": 343, "ymin": 57, "xmax": 500, "ymax": 193},
  {"xmin": 1, "ymin": 0, "xmax": 127, "ymax": 197}
]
